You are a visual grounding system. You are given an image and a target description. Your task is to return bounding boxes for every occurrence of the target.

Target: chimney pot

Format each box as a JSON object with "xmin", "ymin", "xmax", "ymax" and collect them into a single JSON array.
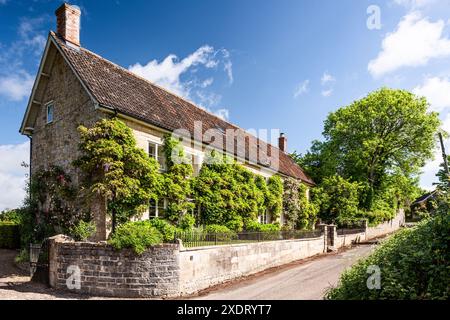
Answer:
[
  {"xmin": 55, "ymin": 3, "xmax": 81, "ymax": 46},
  {"xmin": 278, "ymin": 133, "xmax": 287, "ymax": 153}
]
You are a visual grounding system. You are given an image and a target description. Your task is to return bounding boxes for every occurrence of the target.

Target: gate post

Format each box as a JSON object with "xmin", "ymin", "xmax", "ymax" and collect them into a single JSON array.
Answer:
[
  {"xmin": 318, "ymin": 224, "xmax": 328, "ymax": 253},
  {"xmin": 327, "ymin": 225, "xmax": 337, "ymax": 252}
]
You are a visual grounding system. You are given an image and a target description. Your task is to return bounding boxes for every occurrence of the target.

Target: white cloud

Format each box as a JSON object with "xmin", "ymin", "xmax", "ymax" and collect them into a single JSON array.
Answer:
[
  {"xmin": 293, "ymin": 80, "xmax": 310, "ymax": 98},
  {"xmin": 201, "ymin": 78, "xmax": 214, "ymax": 88},
  {"xmin": 419, "ymin": 114, "xmax": 450, "ymax": 190},
  {"xmin": 368, "ymin": 12, "xmax": 450, "ymax": 77},
  {"xmin": 321, "ymin": 72, "xmax": 335, "ymax": 85},
  {"xmin": 321, "ymin": 89, "xmax": 334, "ymax": 97},
  {"xmin": 413, "ymin": 76, "xmax": 450, "ymax": 112},
  {"xmin": 0, "ymin": 16, "xmax": 47, "ymax": 102},
  {"xmin": 0, "ymin": 71, "xmax": 34, "ymax": 101},
  {"xmin": 0, "ymin": 142, "xmax": 29, "ymax": 211},
  {"xmin": 129, "ymin": 45, "xmax": 217, "ymax": 97},
  {"xmin": 129, "ymin": 46, "xmax": 233, "ymax": 122},
  {"xmin": 213, "ymin": 108, "xmax": 230, "ymax": 121}
]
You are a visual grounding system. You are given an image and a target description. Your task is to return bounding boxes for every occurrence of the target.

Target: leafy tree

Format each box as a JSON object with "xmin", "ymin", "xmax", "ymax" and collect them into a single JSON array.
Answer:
[
  {"xmin": 314, "ymin": 175, "xmax": 361, "ymax": 224},
  {"xmin": 435, "ymin": 155, "xmax": 450, "ymax": 190},
  {"xmin": 74, "ymin": 118, "xmax": 162, "ymax": 233},
  {"xmin": 294, "ymin": 88, "xmax": 440, "ymax": 219}
]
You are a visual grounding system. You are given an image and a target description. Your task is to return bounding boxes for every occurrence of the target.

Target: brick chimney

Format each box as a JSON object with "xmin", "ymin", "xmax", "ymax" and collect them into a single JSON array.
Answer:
[
  {"xmin": 55, "ymin": 3, "xmax": 81, "ymax": 46},
  {"xmin": 278, "ymin": 133, "xmax": 287, "ymax": 153}
]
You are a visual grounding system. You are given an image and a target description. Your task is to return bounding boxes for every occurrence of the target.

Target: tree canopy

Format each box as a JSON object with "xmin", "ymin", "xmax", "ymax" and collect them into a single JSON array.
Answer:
[{"xmin": 294, "ymin": 88, "xmax": 441, "ymax": 223}]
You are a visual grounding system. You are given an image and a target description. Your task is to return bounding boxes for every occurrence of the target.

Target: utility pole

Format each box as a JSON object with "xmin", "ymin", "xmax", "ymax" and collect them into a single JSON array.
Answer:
[{"xmin": 438, "ymin": 132, "xmax": 450, "ymax": 182}]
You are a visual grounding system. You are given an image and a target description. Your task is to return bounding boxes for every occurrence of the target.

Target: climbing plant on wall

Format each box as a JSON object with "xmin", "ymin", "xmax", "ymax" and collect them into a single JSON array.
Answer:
[
  {"xmin": 74, "ymin": 118, "xmax": 163, "ymax": 233},
  {"xmin": 192, "ymin": 151, "xmax": 283, "ymax": 231},
  {"xmin": 27, "ymin": 166, "xmax": 87, "ymax": 241},
  {"xmin": 282, "ymin": 177, "xmax": 316, "ymax": 230},
  {"xmin": 161, "ymin": 134, "xmax": 195, "ymax": 226}
]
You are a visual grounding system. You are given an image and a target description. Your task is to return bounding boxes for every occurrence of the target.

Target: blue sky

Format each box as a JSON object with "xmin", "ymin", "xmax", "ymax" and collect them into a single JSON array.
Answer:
[{"xmin": 1, "ymin": 0, "xmax": 450, "ymax": 210}]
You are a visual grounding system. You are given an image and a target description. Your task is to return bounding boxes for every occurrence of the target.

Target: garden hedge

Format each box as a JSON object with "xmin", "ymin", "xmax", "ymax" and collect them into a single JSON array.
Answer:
[{"xmin": 0, "ymin": 222, "xmax": 20, "ymax": 249}]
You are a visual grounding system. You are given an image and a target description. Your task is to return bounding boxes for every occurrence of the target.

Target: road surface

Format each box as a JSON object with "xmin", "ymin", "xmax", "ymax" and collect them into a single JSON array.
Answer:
[{"xmin": 192, "ymin": 244, "xmax": 376, "ymax": 300}]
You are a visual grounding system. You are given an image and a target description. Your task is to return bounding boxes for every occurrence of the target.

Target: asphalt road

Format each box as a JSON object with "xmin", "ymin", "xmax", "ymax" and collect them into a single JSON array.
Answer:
[{"xmin": 192, "ymin": 244, "xmax": 376, "ymax": 300}]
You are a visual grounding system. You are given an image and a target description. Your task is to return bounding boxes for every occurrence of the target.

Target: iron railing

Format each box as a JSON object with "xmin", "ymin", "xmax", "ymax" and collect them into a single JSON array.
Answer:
[{"xmin": 174, "ymin": 229, "xmax": 323, "ymax": 248}]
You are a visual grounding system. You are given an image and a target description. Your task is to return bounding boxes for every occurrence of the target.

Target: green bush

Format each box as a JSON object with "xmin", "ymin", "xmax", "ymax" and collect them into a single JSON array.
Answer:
[
  {"xmin": 326, "ymin": 198, "xmax": 449, "ymax": 300},
  {"xmin": 245, "ymin": 220, "xmax": 280, "ymax": 232},
  {"xmin": 148, "ymin": 218, "xmax": 179, "ymax": 242},
  {"xmin": 178, "ymin": 214, "xmax": 196, "ymax": 231},
  {"xmin": 15, "ymin": 248, "xmax": 29, "ymax": 264},
  {"xmin": 204, "ymin": 224, "xmax": 237, "ymax": 241},
  {"xmin": 69, "ymin": 220, "xmax": 96, "ymax": 241},
  {"xmin": 108, "ymin": 221, "xmax": 163, "ymax": 254},
  {"xmin": 0, "ymin": 222, "xmax": 20, "ymax": 249},
  {"xmin": 0, "ymin": 209, "xmax": 22, "ymax": 224}
]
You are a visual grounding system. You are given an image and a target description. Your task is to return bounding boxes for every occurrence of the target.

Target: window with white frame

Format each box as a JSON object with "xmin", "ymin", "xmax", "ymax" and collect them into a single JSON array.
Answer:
[
  {"xmin": 259, "ymin": 210, "xmax": 269, "ymax": 224},
  {"xmin": 46, "ymin": 103, "xmax": 54, "ymax": 124},
  {"xmin": 148, "ymin": 141, "xmax": 167, "ymax": 171},
  {"xmin": 186, "ymin": 152, "xmax": 201, "ymax": 175},
  {"xmin": 149, "ymin": 198, "xmax": 167, "ymax": 218}
]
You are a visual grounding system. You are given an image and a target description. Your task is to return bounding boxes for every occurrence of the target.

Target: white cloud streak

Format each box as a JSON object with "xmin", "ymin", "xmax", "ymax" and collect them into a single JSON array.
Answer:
[
  {"xmin": 293, "ymin": 80, "xmax": 310, "ymax": 98},
  {"xmin": 368, "ymin": 12, "xmax": 450, "ymax": 77},
  {"xmin": 0, "ymin": 142, "xmax": 29, "ymax": 211},
  {"xmin": 413, "ymin": 76, "xmax": 450, "ymax": 113}
]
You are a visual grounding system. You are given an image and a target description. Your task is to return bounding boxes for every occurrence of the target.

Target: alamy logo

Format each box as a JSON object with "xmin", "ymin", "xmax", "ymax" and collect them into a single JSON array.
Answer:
[
  {"xmin": 367, "ymin": 5, "xmax": 381, "ymax": 30},
  {"xmin": 366, "ymin": 265, "xmax": 381, "ymax": 290},
  {"xmin": 66, "ymin": 265, "xmax": 81, "ymax": 290}
]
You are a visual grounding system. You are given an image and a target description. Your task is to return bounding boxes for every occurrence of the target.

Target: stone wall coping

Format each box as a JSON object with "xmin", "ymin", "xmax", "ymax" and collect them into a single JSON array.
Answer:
[
  {"xmin": 180, "ymin": 236, "xmax": 324, "ymax": 252},
  {"xmin": 336, "ymin": 232, "xmax": 366, "ymax": 238},
  {"xmin": 57, "ymin": 239, "xmax": 180, "ymax": 251}
]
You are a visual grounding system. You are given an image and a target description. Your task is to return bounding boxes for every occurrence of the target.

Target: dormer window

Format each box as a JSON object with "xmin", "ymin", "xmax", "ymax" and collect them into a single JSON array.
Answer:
[{"xmin": 46, "ymin": 103, "xmax": 54, "ymax": 124}]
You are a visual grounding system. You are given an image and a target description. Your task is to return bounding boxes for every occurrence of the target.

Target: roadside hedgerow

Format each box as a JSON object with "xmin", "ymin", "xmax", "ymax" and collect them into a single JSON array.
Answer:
[
  {"xmin": 325, "ymin": 194, "xmax": 450, "ymax": 300},
  {"xmin": 108, "ymin": 221, "xmax": 162, "ymax": 254}
]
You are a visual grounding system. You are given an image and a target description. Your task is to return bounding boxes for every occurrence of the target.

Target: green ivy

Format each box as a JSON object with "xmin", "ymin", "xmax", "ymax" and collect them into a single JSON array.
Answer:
[
  {"xmin": 192, "ymin": 151, "xmax": 284, "ymax": 229},
  {"xmin": 161, "ymin": 134, "xmax": 195, "ymax": 224},
  {"xmin": 282, "ymin": 177, "xmax": 317, "ymax": 230},
  {"xmin": 74, "ymin": 118, "xmax": 163, "ymax": 232}
]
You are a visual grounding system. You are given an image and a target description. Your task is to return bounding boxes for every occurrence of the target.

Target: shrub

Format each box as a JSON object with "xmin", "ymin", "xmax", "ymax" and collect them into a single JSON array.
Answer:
[
  {"xmin": 108, "ymin": 221, "xmax": 162, "ymax": 254},
  {"xmin": 204, "ymin": 224, "xmax": 237, "ymax": 241},
  {"xmin": 15, "ymin": 248, "xmax": 29, "ymax": 264},
  {"xmin": 245, "ymin": 221, "xmax": 280, "ymax": 232},
  {"xmin": 69, "ymin": 220, "xmax": 96, "ymax": 241},
  {"xmin": 326, "ymin": 196, "xmax": 449, "ymax": 300},
  {"xmin": 148, "ymin": 218, "xmax": 178, "ymax": 242},
  {"xmin": 225, "ymin": 216, "xmax": 244, "ymax": 232},
  {"xmin": 178, "ymin": 214, "xmax": 196, "ymax": 231},
  {"xmin": 0, "ymin": 222, "xmax": 20, "ymax": 249}
]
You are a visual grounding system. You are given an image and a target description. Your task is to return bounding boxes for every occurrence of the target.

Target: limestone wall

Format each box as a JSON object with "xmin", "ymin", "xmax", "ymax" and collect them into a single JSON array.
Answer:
[{"xmin": 178, "ymin": 237, "xmax": 325, "ymax": 295}]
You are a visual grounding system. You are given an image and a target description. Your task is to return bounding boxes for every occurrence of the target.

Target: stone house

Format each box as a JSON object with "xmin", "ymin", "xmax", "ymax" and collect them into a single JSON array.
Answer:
[{"xmin": 20, "ymin": 3, "xmax": 314, "ymax": 240}]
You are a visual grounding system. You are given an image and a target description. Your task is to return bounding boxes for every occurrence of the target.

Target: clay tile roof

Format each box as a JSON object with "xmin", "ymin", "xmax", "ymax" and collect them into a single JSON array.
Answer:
[{"xmin": 51, "ymin": 32, "xmax": 314, "ymax": 185}]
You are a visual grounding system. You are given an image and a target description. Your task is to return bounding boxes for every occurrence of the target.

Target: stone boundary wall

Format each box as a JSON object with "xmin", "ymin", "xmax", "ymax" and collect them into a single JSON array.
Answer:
[
  {"xmin": 48, "ymin": 210, "xmax": 405, "ymax": 298},
  {"xmin": 178, "ymin": 236, "xmax": 325, "ymax": 295},
  {"xmin": 334, "ymin": 210, "xmax": 406, "ymax": 249},
  {"xmin": 365, "ymin": 209, "xmax": 405, "ymax": 240},
  {"xmin": 49, "ymin": 237, "xmax": 180, "ymax": 297}
]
